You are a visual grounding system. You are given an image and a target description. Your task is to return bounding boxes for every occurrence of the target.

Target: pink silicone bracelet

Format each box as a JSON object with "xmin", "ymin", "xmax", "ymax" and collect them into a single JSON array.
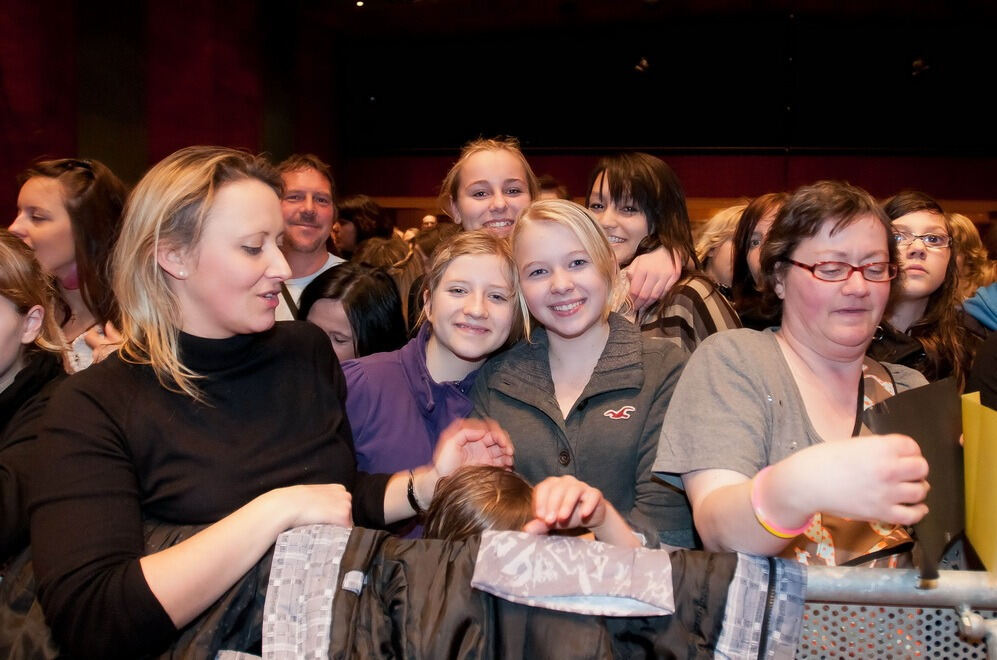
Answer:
[{"xmin": 750, "ymin": 466, "xmax": 814, "ymax": 539}]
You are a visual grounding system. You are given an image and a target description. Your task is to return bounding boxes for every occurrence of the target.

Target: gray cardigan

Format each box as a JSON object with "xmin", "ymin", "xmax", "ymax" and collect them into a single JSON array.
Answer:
[{"xmin": 471, "ymin": 314, "xmax": 693, "ymax": 547}]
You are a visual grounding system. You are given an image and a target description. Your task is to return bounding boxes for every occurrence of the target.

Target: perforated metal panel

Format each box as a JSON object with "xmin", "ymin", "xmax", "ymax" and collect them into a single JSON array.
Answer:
[{"xmin": 797, "ymin": 603, "xmax": 997, "ymax": 658}]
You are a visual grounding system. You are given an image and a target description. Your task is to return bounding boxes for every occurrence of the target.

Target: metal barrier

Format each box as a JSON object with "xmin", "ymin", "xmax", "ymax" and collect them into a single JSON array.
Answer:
[{"xmin": 798, "ymin": 568, "xmax": 997, "ymax": 659}]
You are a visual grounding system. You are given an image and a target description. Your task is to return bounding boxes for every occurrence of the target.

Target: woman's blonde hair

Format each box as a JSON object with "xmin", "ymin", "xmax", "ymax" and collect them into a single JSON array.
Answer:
[
  {"xmin": 423, "ymin": 466, "xmax": 534, "ymax": 542},
  {"xmin": 438, "ymin": 137, "xmax": 540, "ymax": 221},
  {"xmin": 0, "ymin": 230, "xmax": 65, "ymax": 355},
  {"xmin": 417, "ymin": 230, "xmax": 524, "ymax": 344},
  {"xmin": 511, "ymin": 200, "xmax": 629, "ymax": 339},
  {"xmin": 112, "ymin": 146, "xmax": 282, "ymax": 400},
  {"xmin": 695, "ymin": 204, "xmax": 747, "ymax": 264},
  {"xmin": 949, "ymin": 212, "xmax": 997, "ymax": 300}
]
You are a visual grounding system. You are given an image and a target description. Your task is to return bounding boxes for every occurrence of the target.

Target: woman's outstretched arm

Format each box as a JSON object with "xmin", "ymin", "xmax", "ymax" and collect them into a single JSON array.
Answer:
[{"xmin": 684, "ymin": 434, "xmax": 930, "ymax": 554}]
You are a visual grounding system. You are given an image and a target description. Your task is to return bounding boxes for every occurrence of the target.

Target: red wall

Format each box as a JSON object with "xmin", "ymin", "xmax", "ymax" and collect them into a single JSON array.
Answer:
[
  {"xmin": 2, "ymin": 2, "xmax": 995, "ymax": 219},
  {"xmin": 146, "ymin": 1, "xmax": 265, "ymax": 161},
  {"xmin": 343, "ymin": 153, "xmax": 997, "ymax": 202},
  {"xmin": 0, "ymin": 0, "xmax": 78, "ymax": 216}
]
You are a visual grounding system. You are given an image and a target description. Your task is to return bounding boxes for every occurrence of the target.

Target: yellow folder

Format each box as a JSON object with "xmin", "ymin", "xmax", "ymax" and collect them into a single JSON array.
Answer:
[{"xmin": 963, "ymin": 392, "xmax": 997, "ymax": 571}]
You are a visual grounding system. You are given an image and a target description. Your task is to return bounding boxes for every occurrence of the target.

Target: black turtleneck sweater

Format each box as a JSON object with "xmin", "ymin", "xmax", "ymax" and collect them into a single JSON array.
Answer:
[
  {"xmin": 1, "ymin": 350, "xmax": 65, "ymax": 559},
  {"xmin": 25, "ymin": 321, "xmax": 389, "ymax": 659}
]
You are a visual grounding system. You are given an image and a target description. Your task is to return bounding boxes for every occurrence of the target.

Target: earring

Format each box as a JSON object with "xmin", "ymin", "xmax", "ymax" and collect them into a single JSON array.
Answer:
[{"xmin": 178, "ymin": 270, "xmax": 187, "ymax": 278}]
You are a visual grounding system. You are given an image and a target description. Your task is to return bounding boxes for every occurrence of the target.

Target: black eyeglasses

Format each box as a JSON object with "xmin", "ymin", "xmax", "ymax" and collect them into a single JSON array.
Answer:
[
  {"xmin": 892, "ymin": 231, "xmax": 951, "ymax": 249},
  {"xmin": 785, "ymin": 259, "xmax": 898, "ymax": 282}
]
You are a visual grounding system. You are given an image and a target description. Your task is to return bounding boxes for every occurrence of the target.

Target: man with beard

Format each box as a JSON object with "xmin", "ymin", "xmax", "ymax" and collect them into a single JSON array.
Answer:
[{"xmin": 274, "ymin": 154, "xmax": 345, "ymax": 321}]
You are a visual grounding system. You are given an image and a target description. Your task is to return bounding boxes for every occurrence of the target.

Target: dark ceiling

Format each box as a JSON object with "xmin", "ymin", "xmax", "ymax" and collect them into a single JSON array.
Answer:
[{"xmin": 267, "ymin": 0, "xmax": 997, "ymax": 155}]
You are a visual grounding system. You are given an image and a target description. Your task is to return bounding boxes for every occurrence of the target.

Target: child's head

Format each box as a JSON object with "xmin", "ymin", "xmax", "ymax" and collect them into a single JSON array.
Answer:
[
  {"xmin": 419, "ymin": 230, "xmax": 522, "ymax": 355},
  {"xmin": 883, "ymin": 191, "xmax": 971, "ymax": 385},
  {"xmin": 586, "ymin": 152, "xmax": 694, "ymax": 269},
  {"xmin": 511, "ymin": 200, "xmax": 628, "ymax": 340},
  {"xmin": 439, "ymin": 137, "xmax": 540, "ymax": 238},
  {"xmin": 423, "ymin": 466, "xmax": 534, "ymax": 542}
]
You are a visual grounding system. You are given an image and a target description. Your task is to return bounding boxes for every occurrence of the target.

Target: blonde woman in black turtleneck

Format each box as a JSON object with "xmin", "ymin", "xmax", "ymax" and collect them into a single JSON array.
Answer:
[{"xmin": 20, "ymin": 147, "xmax": 513, "ymax": 659}]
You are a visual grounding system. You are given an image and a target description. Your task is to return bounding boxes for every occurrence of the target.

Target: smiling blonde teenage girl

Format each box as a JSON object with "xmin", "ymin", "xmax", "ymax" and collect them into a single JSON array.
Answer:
[
  {"xmin": 471, "ymin": 200, "xmax": 691, "ymax": 547},
  {"xmin": 439, "ymin": 137, "xmax": 539, "ymax": 238},
  {"xmin": 344, "ymin": 230, "xmax": 521, "ymax": 476}
]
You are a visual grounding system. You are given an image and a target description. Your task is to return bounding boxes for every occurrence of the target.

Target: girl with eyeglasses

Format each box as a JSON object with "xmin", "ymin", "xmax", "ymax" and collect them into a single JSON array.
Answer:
[
  {"xmin": 655, "ymin": 181, "xmax": 930, "ymax": 567},
  {"xmin": 867, "ymin": 191, "xmax": 982, "ymax": 387}
]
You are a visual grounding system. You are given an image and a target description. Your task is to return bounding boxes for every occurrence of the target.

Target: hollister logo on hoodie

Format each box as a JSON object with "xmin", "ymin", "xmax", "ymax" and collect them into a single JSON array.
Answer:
[{"xmin": 603, "ymin": 405, "xmax": 635, "ymax": 420}]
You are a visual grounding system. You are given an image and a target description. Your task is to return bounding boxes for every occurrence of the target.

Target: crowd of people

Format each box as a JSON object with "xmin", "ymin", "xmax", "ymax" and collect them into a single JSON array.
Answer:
[{"xmin": 0, "ymin": 137, "xmax": 994, "ymax": 657}]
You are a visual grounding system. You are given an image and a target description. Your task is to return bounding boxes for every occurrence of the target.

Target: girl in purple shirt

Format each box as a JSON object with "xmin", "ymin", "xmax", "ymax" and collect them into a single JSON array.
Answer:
[{"xmin": 343, "ymin": 230, "xmax": 522, "ymax": 475}]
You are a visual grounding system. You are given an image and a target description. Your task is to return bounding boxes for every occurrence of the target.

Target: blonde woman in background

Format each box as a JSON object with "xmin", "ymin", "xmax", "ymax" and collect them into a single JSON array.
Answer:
[
  {"xmin": 694, "ymin": 203, "xmax": 747, "ymax": 300},
  {"xmin": 949, "ymin": 212, "xmax": 997, "ymax": 301}
]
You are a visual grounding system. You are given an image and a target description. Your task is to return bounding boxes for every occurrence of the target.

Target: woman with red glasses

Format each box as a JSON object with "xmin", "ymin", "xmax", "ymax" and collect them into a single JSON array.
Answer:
[{"xmin": 654, "ymin": 181, "xmax": 930, "ymax": 567}]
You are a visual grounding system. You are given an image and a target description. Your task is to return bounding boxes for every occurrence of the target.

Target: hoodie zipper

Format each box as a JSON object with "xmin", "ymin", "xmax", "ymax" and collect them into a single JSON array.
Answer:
[{"xmin": 756, "ymin": 556, "xmax": 777, "ymax": 659}]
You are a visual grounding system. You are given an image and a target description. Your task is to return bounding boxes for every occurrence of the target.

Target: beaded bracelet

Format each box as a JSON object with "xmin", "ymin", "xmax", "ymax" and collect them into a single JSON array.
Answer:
[{"xmin": 749, "ymin": 466, "xmax": 814, "ymax": 539}]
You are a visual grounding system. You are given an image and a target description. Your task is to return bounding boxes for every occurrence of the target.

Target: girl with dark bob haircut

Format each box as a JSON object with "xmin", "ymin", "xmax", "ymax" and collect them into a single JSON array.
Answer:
[
  {"xmin": 587, "ymin": 152, "xmax": 696, "ymax": 270},
  {"xmin": 333, "ymin": 194, "xmax": 386, "ymax": 259},
  {"xmin": 297, "ymin": 263, "xmax": 407, "ymax": 362},
  {"xmin": 586, "ymin": 153, "xmax": 740, "ymax": 354}
]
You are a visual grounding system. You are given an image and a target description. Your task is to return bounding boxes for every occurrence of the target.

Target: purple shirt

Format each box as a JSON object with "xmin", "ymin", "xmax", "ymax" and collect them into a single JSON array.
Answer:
[{"xmin": 343, "ymin": 323, "xmax": 478, "ymax": 474}]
